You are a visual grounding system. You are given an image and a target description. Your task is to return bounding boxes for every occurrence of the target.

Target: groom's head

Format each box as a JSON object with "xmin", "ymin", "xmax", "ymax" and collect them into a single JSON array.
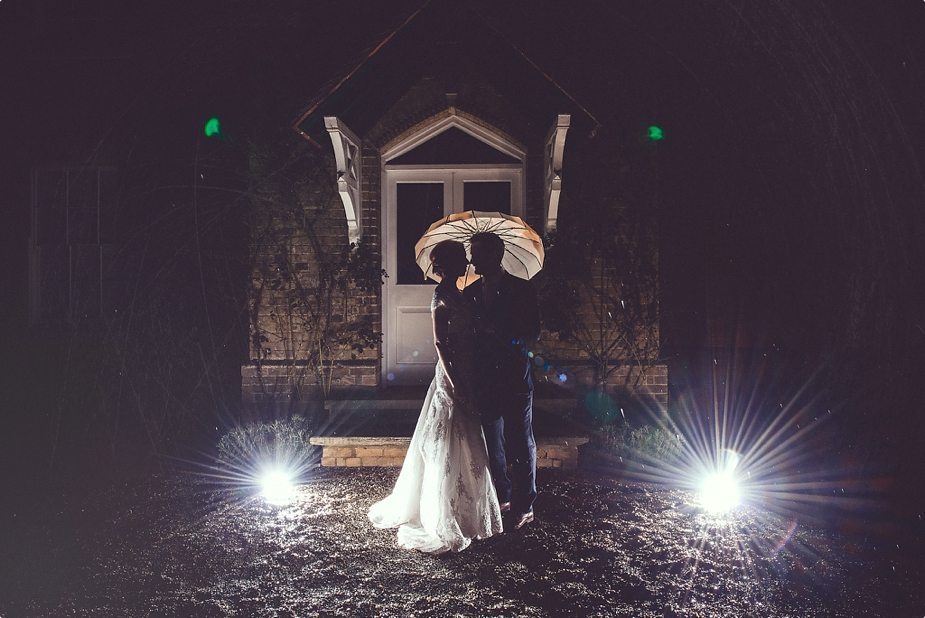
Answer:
[{"xmin": 469, "ymin": 232, "xmax": 505, "ymax": 276}]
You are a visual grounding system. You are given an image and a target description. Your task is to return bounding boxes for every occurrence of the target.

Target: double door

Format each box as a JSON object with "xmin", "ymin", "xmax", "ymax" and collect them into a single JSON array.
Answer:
[{"xmin": 382, "ymin": 167, "xmax": 521, "ymax": 385}]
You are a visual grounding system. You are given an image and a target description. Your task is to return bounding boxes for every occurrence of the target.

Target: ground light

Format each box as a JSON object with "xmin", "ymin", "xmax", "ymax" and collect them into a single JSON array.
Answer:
[
  {"xmin": 699, "ymin": 469, "xmax": 740, "ymax": 513},
  {"xmin": 698, "ymin": 450, "xmax": 742, "ymax": 514},
  {"xmin": 260, "ymin": 468, "xmax": 296, "ymax": 506}
]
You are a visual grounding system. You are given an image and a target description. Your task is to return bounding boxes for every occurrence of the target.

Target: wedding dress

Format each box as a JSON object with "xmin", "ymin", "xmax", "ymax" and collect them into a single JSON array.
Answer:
[{"xmin": 368, "ymin": 286, "xmax": 503, "ymax": 553}]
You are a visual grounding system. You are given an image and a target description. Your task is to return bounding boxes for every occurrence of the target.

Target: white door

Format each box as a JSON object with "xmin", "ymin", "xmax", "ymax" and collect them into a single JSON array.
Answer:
[{"xmin": 383, "ymin": 167, "xmax": 522, "ymax": 385}]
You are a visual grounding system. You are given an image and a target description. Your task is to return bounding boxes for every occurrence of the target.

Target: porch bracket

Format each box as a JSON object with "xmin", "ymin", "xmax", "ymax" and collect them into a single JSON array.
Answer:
[
  {"xmin": 324, "ymin": 116, "xmax": 362, "ymax": 244},
  {"xmin": 544, "ymin": 114, "xmax": 570, "ymax": 233}
]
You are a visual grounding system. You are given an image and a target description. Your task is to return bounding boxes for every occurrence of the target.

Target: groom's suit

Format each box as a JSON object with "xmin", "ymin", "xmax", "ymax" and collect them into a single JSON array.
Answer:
[{"xmin": 465, "ymin": 271, "xmax": 540, "ymax": 516}]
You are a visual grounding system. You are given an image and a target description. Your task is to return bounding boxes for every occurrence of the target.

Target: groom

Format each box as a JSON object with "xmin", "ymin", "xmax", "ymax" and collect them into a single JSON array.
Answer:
[{"xmin": 466, "ymin": 231, "xmax": 540, "ymax": 530}]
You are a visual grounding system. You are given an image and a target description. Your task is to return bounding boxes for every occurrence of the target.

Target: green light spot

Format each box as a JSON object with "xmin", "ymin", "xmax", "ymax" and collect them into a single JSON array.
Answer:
[
  {"xmin": 647, "ymin": 125, "xmax": 664, "ymax": 141},
  {"xmin": 204, "ymin": 117, "xmax": 221, "ymax": 137}
]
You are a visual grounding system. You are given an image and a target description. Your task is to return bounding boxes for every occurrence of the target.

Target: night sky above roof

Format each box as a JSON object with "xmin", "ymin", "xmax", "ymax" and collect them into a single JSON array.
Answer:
[
  {"xmin": 1, "ymin": 0, "xmax": 923, "ymax": 359},
  {"xmin": 292, "ymin": 2, "xmax": 602, "ymax": 141}
]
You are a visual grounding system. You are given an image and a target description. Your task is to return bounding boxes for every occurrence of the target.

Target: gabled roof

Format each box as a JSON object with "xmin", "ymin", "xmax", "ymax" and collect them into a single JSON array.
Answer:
[{"xmin": 292, "ymin": 2, "xmax": 600, "ymax": 144}]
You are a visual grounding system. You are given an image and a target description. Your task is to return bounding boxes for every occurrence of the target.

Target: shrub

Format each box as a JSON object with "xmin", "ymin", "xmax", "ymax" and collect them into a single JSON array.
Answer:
[
  {"xmin": 593, "ymin": 421, "xmax": 630, "ymax": 452},
  {"xmin": 216, "ymin": 415, "xmax": 319, "ymax": 477},
  {"xmin": 626, "ymin": 424, "xmax": 684, "ymax": 463},
  {"xmin": 592, "ymin": 421, "xmax": 684, "ymax": 464}
]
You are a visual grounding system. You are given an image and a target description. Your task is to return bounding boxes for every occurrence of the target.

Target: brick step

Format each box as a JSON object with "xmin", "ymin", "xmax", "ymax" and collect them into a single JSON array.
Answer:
[
  {"xmin": 316, "ymin": 400, "xmax": 585, "ymax": 440},
  {"xmin": 310, "ymin": 435, "xmax": 590, "ymax": 469},
  {"xmin": 324, "ymin": 398, "xmax": 576, "ymax": 414}
]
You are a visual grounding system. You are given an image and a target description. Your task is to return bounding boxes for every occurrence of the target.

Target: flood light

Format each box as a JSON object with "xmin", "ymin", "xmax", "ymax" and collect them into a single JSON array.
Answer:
[
  {"xmin": 260, "ymin": 469, "xmax": 295, "ymax": 506},
  {"xmin": 699, "ymin": 471, "xmax": 740, "ymax": 513},
  {"xmin": 698, "ymin": 449, "xmax": 742, "ymax": 514}
]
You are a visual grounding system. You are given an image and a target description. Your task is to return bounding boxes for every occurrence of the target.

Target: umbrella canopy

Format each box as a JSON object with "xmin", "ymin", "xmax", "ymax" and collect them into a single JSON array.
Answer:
[{"xmin": 414, "ymin": 211, "xmax": 545, "ymax": 286}]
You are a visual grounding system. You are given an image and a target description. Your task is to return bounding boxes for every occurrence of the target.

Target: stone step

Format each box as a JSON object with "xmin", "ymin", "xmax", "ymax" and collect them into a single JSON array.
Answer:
[
  {"xmin": 324, "ymin": 398, "xmax": 576, "ymax": 414},
  {"xmin": 310, "ymin": 435, "xmax": 590, "ymax": 469},
  {"xmin": 317, "ymin": 399, "xmax": 585, "ymax": 439}
]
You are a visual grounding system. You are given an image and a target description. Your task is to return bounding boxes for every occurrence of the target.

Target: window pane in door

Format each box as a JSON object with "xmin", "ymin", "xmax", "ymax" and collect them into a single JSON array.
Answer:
[
  {"xmin": 463, "ymin": 181, "xmax": 511, "ymax": 214},
  {"xmin": 397, "ymin": 183, "xmax": 443, "ymax": 284}
]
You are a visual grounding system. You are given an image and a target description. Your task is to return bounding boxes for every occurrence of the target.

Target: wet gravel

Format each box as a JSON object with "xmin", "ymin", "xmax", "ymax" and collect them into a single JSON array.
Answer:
[{"xmin": 1, "ymin": 468, "xmax": 923, "ymax": 617}]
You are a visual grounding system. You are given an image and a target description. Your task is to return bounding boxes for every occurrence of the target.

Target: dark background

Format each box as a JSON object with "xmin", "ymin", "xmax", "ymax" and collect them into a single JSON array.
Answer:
[{"xmin": 1, "ymin": 1, "xmax": 923, "ymax": 510}]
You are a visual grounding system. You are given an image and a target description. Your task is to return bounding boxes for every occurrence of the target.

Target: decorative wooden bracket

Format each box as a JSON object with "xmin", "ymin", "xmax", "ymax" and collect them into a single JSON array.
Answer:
[
  {"xmin": 544, "ymin": 114, "xmax": 570, "ymax": 233},
  {"xmin": 324, "ymin": 116, "xmax": 362, "ymax": 244}
]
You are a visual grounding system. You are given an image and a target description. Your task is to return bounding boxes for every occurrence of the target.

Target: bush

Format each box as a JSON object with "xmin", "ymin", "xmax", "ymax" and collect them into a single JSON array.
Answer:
[
  {"xmin": 625, "ymin": 424, "xmax": 684, "ymax": 463},
  {"xmin": 216, "ymin": 415, "xmax": 320, "ymax": 478},
  {"xmin": 592, "ymin": 421, "xmax": 684, "ymax": 464}
]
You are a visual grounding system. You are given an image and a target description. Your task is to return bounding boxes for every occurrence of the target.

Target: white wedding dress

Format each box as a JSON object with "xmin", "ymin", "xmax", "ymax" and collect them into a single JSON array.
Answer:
[{"xmin": 368, "ymin": 286, "xmax": 503, "ymax": 554}]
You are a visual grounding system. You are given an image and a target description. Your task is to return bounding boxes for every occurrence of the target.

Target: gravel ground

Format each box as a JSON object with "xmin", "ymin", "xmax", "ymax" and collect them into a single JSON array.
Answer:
[{"xmin": 1, "ymin": 468, "xmax": 923, "ymax": 617}]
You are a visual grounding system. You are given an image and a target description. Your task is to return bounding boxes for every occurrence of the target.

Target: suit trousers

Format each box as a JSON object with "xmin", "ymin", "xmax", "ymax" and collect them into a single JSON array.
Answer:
[{"xmin": 480, "ymin": 388, "xmax": 537, "ymax": 516}]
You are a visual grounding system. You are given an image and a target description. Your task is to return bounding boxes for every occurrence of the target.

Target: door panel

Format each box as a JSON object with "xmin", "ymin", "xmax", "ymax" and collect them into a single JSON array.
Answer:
[{"xmin": 395, "ymin": 307, "xmax": 435, "ymax": 365}]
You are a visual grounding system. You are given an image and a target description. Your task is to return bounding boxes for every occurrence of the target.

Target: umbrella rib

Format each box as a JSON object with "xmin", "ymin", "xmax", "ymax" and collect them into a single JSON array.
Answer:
[
  {"xmin": 415, "ymin": 213, "xmax": 544, "ymax": 281},
  {"xmin": 484, "ymin": 219, "xmax": 507, "ymax": 234},
  {"xmin": 506, "ymin": 244, "xmax": 543, "ymax": 267},
  {"xmin": 504, "ymin": 247, "xmax": 531, "ymax": 275}
]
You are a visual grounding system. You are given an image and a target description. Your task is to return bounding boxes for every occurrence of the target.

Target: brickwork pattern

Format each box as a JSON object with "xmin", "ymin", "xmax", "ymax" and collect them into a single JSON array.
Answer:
[
  {"xmin": 241, "ymin": 363, "xmax": 377, "ymax": 408},
  {"xmin": 311, "ymin": 437, "xmax": 589, "ymax": 469}
]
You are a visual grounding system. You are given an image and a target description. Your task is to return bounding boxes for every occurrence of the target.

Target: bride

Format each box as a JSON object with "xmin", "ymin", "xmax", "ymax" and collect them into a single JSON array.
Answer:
[{"xmin": 368, "ymin": 240, "xmax": 503, "ymax": 553}]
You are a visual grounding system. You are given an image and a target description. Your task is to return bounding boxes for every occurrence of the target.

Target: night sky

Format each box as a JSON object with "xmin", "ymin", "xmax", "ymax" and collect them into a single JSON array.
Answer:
[{"xmin": 1, "ymin": 1, "xmax": 924, "ymax": 493}]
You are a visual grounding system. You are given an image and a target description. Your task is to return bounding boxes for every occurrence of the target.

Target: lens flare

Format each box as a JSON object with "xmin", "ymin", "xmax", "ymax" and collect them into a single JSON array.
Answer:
[
  {"xmin": 180, "ymin": 418, "xmax": 319, "ymax": 511},
  {"xmin": 698, "ymin": 449, "xmax": 743, "ymax": 513},
  {"xmin": 699, "ymin": 471, "xmax": 739, "ymax": 513},
  {"xmin": 564, "ymin": 344, "xmax": 882, "ymax": 600},
  {"xmin": 204, "ymin": 117, "xmax": 221, "ymax": 137},
  {"xmin": 260, "ymin": 468, "xmax": 296, "ymax": 506}
]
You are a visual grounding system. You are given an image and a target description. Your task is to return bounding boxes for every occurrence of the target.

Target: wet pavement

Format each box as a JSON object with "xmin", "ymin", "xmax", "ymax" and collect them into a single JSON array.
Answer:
[{"xmin": 2, "ymin": 468, "xmax": 923, "ymax": 617}]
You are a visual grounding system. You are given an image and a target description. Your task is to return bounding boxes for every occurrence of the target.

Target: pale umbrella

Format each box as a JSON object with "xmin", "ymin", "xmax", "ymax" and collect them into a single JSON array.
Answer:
[{"xmin": 414, "ymin": 210, "xmax": 545, "ymax": 287}]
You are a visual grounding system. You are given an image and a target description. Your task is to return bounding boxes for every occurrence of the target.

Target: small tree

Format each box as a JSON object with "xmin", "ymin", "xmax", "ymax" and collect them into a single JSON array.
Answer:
[
  {"xmin": 539, "ymin": 134, "xmax": 662, "ymax": 396},
  {"xmin": 247, "ymin": 141, "xmax": 384, "ymax": 418}
]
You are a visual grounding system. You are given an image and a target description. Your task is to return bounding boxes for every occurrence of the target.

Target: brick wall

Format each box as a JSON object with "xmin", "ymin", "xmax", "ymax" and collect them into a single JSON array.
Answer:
[
  {"xmin": 312, "ymin": 436, "xmax": 589, "ymax": 469},
  {"xmin": 242, "ymin": 147, "xmax": 380, "ymax": 414},
  {"xmin": 553, "ymin": 363, "xmax": 669, "ymax": 406},
  {"xmin": 243, "ymin": 73, "xmax": 667, "ymax": 412}
]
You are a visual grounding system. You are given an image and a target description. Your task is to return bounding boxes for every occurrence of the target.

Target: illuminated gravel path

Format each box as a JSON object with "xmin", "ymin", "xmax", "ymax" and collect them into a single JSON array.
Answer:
[{"xmin": 2, "ymin": 469, "xmax": 922, "ymax": 616}]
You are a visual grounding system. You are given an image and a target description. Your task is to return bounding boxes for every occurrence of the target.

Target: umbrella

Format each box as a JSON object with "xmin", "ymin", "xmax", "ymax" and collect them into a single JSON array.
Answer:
[{"xmin": 414, "ymin": 210, "xmax": 545, "ymax": 286}]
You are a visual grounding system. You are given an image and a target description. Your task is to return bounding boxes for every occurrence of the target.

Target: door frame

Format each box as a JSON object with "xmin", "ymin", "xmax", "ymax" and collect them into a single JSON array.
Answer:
[{"xmin": 380, "ymin": 117, "xmax": 526, "ymax": 387}]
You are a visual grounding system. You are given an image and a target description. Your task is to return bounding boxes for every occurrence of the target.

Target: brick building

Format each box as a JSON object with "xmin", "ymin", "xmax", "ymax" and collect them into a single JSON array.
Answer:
[{"xmin": 240, "ymin": 5, "xmax": 668, "ymax": 429}]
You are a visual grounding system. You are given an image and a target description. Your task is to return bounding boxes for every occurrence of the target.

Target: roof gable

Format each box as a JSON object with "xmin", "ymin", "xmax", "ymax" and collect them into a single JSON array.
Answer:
[{"xmin": 293, "ymin": 3, "xmax": 598, "ymax": 143}]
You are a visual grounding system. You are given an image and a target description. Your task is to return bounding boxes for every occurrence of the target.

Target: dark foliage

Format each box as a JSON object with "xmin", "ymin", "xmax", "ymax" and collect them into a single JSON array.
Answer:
[
  {"xmin": 246, "ymin": 141, "xmax": 385, "ymax": 410},
  {"xmin": 538, "ymin": 130, "xmax": 662, "ymax": 391}
]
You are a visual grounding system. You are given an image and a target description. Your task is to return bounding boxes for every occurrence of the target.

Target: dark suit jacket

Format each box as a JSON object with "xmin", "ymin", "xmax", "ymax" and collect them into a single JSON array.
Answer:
[{"xmin": 464, "ymin": 272, "xmax": 541, "ymax": 394}]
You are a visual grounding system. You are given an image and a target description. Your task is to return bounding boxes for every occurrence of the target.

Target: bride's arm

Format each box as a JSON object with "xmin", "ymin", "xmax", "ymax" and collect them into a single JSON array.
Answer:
[{"xmin": 432, "ymin": 300, "xmax": 466, "ymax": 395}]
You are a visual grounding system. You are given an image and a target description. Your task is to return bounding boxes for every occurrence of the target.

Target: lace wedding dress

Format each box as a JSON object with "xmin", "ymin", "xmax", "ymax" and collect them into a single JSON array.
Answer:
[{"xmin": 368, "ymin": 287, "xmax": 503, "ymax": 554}]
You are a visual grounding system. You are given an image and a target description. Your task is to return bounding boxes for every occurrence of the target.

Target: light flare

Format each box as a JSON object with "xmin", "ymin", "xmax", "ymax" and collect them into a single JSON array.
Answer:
[
  {"xmin": 698, "ymin": 449, "xmax": 743, "ymax": 514},
  {"xmin": 260, "ymin": 468, "xmax": 296, "ymax": 506}
]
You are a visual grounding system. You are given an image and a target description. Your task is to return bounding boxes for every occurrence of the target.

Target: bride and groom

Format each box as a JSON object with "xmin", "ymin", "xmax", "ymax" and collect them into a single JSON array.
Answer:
[{"xmin": 368, "ymin": 231, "xmax": 541, "ymax": 554}]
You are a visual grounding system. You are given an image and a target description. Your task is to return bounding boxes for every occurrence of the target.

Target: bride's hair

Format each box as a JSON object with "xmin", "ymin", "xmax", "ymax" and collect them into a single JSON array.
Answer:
[{"xmin": 429, "ymin": 240, "xmax": 466, "ymax": 279}]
